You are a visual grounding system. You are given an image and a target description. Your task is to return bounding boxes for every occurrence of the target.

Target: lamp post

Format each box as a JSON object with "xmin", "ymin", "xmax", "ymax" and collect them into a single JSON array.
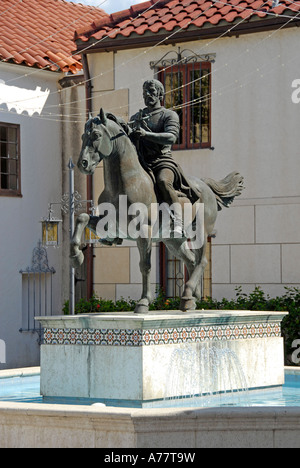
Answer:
[
  {"xmin": 41, "ymin": 158, "xmax": 95, "ymax": 315},
  {"xmin": 68, "ymin": 159, "xmax": 75, "ymax": 316}
]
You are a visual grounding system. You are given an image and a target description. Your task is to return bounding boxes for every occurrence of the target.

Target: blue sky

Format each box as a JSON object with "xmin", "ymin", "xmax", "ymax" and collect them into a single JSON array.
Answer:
[{"xmin": 69, "ymin": 0, "xmax": 143, "ymax": 14}]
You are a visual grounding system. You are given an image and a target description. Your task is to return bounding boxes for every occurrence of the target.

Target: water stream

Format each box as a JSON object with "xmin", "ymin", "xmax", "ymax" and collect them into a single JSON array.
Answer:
[{"xmin": 164, "ymin": 344, "xmax": 250, "ymax": 407}]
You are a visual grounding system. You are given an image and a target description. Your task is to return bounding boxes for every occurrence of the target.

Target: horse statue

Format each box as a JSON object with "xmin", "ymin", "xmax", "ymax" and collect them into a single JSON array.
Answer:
[{"xmin": 70, "ymin": 109, "xmax": 244, "ymax": 313}]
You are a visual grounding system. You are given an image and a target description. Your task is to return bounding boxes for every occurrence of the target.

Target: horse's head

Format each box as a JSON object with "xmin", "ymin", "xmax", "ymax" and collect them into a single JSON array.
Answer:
[{"xmin": 77, "ymin": 108, "xmax": 113, "ymax": 175}]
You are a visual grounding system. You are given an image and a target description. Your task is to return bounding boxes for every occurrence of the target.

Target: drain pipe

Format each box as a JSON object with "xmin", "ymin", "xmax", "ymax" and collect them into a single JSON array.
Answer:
[{"xmin": 82, "ymin": 52, "xmax": 94, "ymax": 299}]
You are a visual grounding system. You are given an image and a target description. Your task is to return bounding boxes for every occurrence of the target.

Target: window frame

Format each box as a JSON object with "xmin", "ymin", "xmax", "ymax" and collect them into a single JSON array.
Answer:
[
  {"xmin": 0, "ymin": 122, "xmax": 21, "ymax": 197},
  {"xmin": 159, "ymin": 61, "xmax": 212, "ymax": 150}
]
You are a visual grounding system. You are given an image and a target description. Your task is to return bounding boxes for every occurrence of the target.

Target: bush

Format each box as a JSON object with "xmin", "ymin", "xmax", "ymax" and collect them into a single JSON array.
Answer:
[
  {"xmin": 63, "ymin": 295, "xmax": 136, "ymax": 314},
  {"xmin": 63, "ymin": 286, "xmax": 300, "ymax": 365}
]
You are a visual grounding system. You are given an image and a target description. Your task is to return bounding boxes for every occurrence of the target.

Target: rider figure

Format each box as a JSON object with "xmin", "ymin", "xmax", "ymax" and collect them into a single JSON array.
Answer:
[{"xmin": 130, "ymin": 79, "xmax": 200, "ymax": 236}]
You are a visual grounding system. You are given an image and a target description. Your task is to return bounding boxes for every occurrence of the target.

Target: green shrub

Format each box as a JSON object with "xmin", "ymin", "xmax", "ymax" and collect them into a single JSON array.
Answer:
[{"xmin": 63, "ymin": 286, "xmax": 300, "ymax": 366}]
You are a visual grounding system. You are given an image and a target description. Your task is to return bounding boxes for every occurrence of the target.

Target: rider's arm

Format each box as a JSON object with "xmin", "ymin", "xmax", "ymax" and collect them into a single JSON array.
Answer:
[
  {"xmin": 135, "ymin": 129, "xmax": 177, "ymax": 145},
  {"xmin": 134, "ymin": 109, "xmax": 180, "ymax": 145}
]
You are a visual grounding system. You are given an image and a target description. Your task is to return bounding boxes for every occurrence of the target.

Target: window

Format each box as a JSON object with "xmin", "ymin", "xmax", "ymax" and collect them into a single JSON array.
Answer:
[
  {"xmin": 161, "ymin": 246, "xmax": 189, "ymax": 299},
  {"xmin": 160, "ymin": 239, "xmax": 212, "ymax": 300},
  {"xmin": 159, "ymin": 62, "xmax": 211, "ymax": 150},
  {"xmin": 0, "ymin": 122, "xmax": 21, "ymax": 196}
]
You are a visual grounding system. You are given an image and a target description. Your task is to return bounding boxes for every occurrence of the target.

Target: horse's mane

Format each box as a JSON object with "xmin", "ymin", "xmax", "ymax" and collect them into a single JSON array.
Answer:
[
  {"xmin": 106, "ymin": 112, "xmax": 131, "ymax": 136},
  {"xmin": 105, "ymin": 111, "xmax": 155, "ymax": 186}
]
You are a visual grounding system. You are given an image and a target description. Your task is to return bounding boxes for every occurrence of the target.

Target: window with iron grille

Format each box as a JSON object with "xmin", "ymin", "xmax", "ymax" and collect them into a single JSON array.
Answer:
[
  {"xmin": 0, "ymin": 122, "xmax": 21, "ymax": 196},
  {"xmin": 159, "ymin": 62, "xmax": 211, "ymax": 150}
]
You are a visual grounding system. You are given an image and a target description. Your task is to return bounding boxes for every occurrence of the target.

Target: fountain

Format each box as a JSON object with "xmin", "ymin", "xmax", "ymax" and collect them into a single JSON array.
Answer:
[
  {"xmin": 0, "ymin": 82, "xmax": 296, "ymax": 448},
  {"xmin": 30, "ymin": 91, "xmax": 292, "ymax": 445},
  {"xmin": 37, "ymin": 309, "xmax": 287, "ymax": 407},
  {"xmin": 0, "ymin": 307, "xmax": 288, "ymax": 449}
]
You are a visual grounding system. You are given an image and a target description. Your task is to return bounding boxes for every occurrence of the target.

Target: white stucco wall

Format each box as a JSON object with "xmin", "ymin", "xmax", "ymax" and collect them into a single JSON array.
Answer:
[
  {"xmin": 0, "ymin": 63, "xmax": 63, "ymax": 368},
  {"xmin": 207, "ymin": 28, "xmax": 300, "ymax": 299}
]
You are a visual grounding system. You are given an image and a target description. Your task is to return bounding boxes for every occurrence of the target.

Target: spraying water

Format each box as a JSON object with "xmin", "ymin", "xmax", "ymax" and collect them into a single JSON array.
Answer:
[{"xmin": 164, "ymin": 343, "xmax": 249, "ymax": 407}]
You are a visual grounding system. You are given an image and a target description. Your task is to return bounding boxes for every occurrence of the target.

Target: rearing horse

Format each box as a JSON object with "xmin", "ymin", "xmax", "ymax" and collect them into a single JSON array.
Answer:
[{"xmin": 70, "ymin": 109, "xmax": 244, "ymax": 313}]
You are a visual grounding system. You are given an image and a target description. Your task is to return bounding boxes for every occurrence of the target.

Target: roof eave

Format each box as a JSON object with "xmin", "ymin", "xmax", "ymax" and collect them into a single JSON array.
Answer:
[{"xmin": 75, "ymin": 15, "xmax": 300, "ymax": 54}]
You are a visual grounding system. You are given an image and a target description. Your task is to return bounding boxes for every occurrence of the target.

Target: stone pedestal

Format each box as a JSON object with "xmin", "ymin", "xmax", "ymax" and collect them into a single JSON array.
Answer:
[{"xmin": 37, "ymin": 310, "xmax": 288, "ymax": 407}]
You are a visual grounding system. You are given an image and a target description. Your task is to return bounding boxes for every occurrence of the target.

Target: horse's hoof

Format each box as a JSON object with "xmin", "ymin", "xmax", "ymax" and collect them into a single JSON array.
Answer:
[
  {"xmin": 134, "ymin": 299, "xmax": 149, "ymax": 314},
  {"xmin": 70, "ymin": 251, "xmax": 84, "ymax": 269},
  {"xmin": 180, "ymin": 296, "xmax": 196, "ymax": 312}
]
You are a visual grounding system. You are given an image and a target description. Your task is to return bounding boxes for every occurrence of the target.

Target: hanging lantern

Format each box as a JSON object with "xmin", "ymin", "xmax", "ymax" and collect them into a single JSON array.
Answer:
[
  {"xmin": 84, "ymin": 226, "xmax": 100, "ymax": 244},
  {"xmin": 41, "ymin": 217, "xmax": 61, "ymax": 247}
]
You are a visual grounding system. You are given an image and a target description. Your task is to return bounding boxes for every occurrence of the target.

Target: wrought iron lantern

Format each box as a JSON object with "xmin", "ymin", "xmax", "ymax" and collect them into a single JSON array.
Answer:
[
  {"xmin": 41, "ymin": 206, "xmax": 62, "ymax": 247},
  {"xmin": 84, "ymin": 226, "xmax": 100, "ymax": 244}
]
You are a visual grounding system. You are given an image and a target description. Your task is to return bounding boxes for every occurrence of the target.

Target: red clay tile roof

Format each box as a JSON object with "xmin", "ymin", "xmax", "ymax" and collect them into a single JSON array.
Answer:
[
  {"xmin": 75, "ymin": 0, "xmax": 300, "ymax": 47},
  {"xmin": 0, "ymin": 0, "xmax": 108, "ymax": 73}
]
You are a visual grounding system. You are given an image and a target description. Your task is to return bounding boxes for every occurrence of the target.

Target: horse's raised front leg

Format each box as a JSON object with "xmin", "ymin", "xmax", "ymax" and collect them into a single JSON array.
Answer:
[
  {"xmin": 70, "ymin": 213, "xmax": 90, "ymax": 268},
  {"xmin": 134, "ymin": 237, "xmax": 152, "ymax": 314}
]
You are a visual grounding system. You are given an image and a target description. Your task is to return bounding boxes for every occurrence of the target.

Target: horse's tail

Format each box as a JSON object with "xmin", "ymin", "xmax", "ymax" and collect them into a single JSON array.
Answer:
[{"xmin": 202, "ymin": 172, "xmax": 244, "ymax": 211}]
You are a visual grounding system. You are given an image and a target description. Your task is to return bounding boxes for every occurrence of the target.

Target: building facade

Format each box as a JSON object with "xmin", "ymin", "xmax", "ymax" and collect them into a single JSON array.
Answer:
[{"xmin": 73, "ymin": 0, "xmax": 300, "ymax": 302}]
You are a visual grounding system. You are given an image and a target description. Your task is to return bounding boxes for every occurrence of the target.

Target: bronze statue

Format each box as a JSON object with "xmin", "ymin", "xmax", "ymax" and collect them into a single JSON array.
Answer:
[{"xmin": 70, "ymin": 80, "xmax": 244, "ymax": 313}]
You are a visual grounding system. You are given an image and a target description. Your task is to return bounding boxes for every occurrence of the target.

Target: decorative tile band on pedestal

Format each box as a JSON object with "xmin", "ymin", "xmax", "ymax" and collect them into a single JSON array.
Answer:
[{"xmin": 43, "ymin": 322, "xmax": 281, "ymax": 347}]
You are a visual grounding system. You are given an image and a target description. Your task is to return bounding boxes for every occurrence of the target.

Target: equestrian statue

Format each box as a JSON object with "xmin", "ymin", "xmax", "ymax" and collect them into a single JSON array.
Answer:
[{"xmin": 70, "ymin": 79, "xmax": 244, "ymax": 313}]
